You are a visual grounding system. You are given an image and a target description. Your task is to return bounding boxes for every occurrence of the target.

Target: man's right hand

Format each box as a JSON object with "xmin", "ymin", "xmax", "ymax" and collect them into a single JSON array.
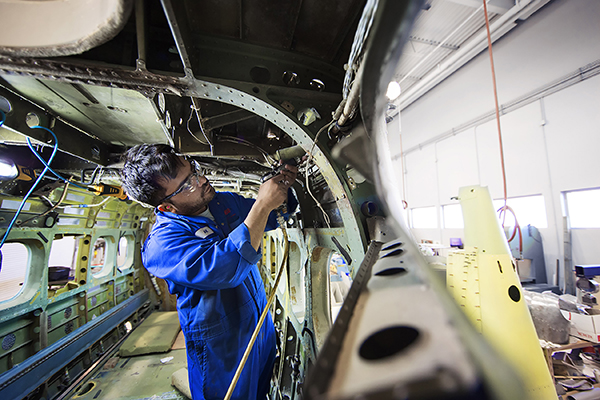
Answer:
[
  {"xmin": 245, "ymin": 166, "xmax": 295, "ymax": 250},
  {"xmin": 255, "ymin": 166, "xmax": 296, "ymax": 212}
]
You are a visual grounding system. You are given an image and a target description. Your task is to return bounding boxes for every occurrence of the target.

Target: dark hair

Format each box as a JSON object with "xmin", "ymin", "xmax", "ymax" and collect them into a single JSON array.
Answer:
[{"xmin": 120, "ymin": 144, "xmax": 184, "ymax": 207}]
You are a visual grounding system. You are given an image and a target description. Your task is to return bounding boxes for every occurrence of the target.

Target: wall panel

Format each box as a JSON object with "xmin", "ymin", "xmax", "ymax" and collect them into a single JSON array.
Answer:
[
  {"xmin": 405, "ymin": 146, "xmax": 438, "ymax": 207},
  {"xmin": 435, "ymin": 128, "xmax": 479, "ymax": 203}
]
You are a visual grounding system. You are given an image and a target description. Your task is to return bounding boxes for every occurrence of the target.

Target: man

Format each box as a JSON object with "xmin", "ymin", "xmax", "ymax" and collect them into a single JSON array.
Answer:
[{"xmin": 120, "ymin": 144, "xmax": 298, "ymax": 400}]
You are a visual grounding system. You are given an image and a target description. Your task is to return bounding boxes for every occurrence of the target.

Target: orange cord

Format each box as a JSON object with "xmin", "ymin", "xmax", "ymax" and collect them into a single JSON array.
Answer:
[
  {"xmin": 482, "ymin": 0, "xmax": 522, "ymax": 255},
  {"xmin": 482, "ymin": 0, "xmax": 507, "ymax": 205}
]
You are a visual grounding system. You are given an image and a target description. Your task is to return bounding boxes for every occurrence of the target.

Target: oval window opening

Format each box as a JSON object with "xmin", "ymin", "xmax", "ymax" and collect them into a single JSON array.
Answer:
[
  {"xmin": 0, "ymin": 243, "xmax": 29, "ymax": 302},
  {"xmin": 48, "ymin": 235, "xmax": 80, "ymax": 296},
  {"xmin": 91, "ymin": 238, "xmax": 107, "ymax": 275},
  {"xmin": 117, "ymin": 236, "xmax": 129, "ymax": 269}
]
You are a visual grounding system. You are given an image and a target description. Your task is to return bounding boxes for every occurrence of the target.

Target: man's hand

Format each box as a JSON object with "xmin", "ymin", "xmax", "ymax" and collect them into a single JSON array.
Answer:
[
  {"xmin": 245, "ymin": 164, "xmax": 297, "ymax": 250},
  {"xmin": 255, "ymin": 164, "xmax": 297, "ymax": 212}
]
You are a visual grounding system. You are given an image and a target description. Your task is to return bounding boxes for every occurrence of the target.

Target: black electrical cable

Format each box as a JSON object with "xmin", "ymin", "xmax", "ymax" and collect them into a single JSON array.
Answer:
[
  {"xmin": 17, "ymin": 180, "xmax": 70, "ymax": 227},
  {"xmin": 26, "ymin": 136, "xmax": 87, "ymax": 189}
]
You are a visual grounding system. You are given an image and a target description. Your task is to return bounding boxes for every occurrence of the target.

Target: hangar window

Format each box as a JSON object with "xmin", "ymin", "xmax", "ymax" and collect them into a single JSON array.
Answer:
[
  {"xmin": 0, "ymin": 243, "xmax": 29, "ymax": 302},
  {"xmin": 565, "ymin": 189, "xmax": 600, "ymax": 228},
  {"xmin": 410, "ymin": 206, "xmax": 438, "ymax": 229},
  {"xmin": 442, "ymin": 195, "xmax": 547, "ymax": 230},
  {"xmin": 493, "ymin": 195, "xmax": 547, "ymax": 229},
  {"xmin": 443, "ymin": 204, "xmax": 463, "ymax": 229}
]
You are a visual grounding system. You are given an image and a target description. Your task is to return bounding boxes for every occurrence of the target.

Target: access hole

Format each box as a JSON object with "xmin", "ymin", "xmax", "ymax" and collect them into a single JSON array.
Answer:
[
  {"xmin": 375, "ymin": 267, "xmax": 407, "ymax": 277},
  {"xmin": 508, "ymin": 285, "xmax": 521, "ymax": 302},
  {"xmin": 76, "ymin": 382, "xmax": 95, "ymax": 396},
  {"xmin": 309, "ymin": 78, "xmax": 325, "ymax": 91},
  {"xmin": 250, "ymin": 66, "xmax": 271, "ymax": 84},
  {"xmin": 382, "ymin": 242, "xmax": 402, "ymax": 251},
  {"xmin": 0, "ymin": 95, "xmax": 12, "ymax": 113},
  {"xmin": 25, "ymin": 112, "xmax": 40, "ymax": 127},
  {"xmin": 359, "ymin": 326, "xmax": 419, "ymax": 361},
  {"xmin": 380, "ymin": 249, "xmax": 404, "ymax": 259}
]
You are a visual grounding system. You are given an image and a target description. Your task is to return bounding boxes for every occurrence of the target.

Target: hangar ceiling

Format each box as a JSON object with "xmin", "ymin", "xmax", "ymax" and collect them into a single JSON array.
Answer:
[{"xmin": 391, "ymin": 0, "xmax": 552, "ymax": 110}]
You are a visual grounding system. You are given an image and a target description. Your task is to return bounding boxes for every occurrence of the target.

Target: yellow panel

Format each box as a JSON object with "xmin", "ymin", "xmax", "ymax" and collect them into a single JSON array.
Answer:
[
  {"xmin": 455, "ymin": 186, "xmax": 555, "ymax": 400},
  {"xmin": 447, "ymin": 249, "xmax": 482, "ymax": 331}
]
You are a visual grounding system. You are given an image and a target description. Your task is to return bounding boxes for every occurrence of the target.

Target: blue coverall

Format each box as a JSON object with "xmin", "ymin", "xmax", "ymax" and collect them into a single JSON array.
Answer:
[{"xmin": 142, "ymin": 191, "xmax": 296, "ymax": 400}]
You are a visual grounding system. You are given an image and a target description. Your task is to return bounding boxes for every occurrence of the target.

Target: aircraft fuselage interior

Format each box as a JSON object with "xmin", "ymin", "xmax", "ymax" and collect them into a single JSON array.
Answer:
[{"xmin": 0, "ymin": 0, "xmax": 572, "ymax": 399}]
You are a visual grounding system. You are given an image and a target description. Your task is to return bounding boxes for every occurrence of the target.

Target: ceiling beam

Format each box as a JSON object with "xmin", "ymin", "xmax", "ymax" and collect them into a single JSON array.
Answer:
[
  {"xmin": 444, "ymin": 0, "xmax": 515, "ymax": 15},
  {"xmin": 0, "ymin": 83, "xmax": 114, "ymax": 166}
]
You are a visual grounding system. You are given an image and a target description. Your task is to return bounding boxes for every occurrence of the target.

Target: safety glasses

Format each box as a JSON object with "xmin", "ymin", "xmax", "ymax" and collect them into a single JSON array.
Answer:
[{"xmin": 158, "ymin": 159, "xmax": 201, "ymax": 204}]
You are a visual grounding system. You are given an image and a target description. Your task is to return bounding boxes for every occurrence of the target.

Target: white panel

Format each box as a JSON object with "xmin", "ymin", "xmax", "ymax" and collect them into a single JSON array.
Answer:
[
  {"xmin": 473, "ymin": 102, "xmax": 546, "ymax": 200},
  {"xmin": 405, "ymin": 146, "xmax": 437, "ymax": 207},
  {"xmin": 544, "ymin": 75, "xmax": 600, "ymax": 191},
  {"xmin": 494, "ymin": 102, "xmax": 547, "ymax": 196},
  {"xmin": 436, "ymin": 128, "xmax": 479, "ymax": 203},
  {"xmin": 401, "ymin": 60, "xmax": 493, "ymax": 150},
  {"xmin": 386, "ymin": 116, "xmax": 403, "ymax": 159},
  {"xmin": 474, "ymin": 120, "xmax": 504, "ymax": 199}
]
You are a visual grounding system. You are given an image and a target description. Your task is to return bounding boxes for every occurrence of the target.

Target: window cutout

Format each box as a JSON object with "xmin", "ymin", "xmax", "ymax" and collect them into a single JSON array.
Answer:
[
  {"xmin": 330, "ymin": 252, "xmax": 352, "ymax": 323},
  {"xmin": 117, "ymin": 236, "xmax": 129, "ymax": 270},
  {"xmin": 91, "ymin": 238, "xmax": 107, "ymax": 275},
  {"xmin": 565, "ymin": 189, "xmax": 600, "ymax": 228},
  {"xmin": 410, "ymin": 206, "xmax": 438, "ymax": 229},
  {"xmin": 443, "ymin": 203, "xmax": 463, "ymax": 229},
  {"xmin": 288, "ymin": 242, "xmax": 305, "ymax": 323},
  {"xmin": 493, "ymin": 195, "xmax": 547, "ymax": 228},
  {"xmin": 48, "ymin": 236, "xmax": 78, "ymax": 294},
  {"xmin": 0, "ymin": 243, "xmax": 29, "ymax": 302}
]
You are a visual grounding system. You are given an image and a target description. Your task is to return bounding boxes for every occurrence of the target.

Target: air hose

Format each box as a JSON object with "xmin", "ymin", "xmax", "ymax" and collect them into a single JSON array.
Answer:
[{"xmin": 224, "ymin": 211, "xmax": 289, "ymax": 400}]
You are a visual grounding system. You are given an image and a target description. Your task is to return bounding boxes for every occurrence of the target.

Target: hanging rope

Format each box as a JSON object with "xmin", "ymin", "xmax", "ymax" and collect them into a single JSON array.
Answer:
[{"xmin": 482, "ymin": 0, "xmax": 522, "ymax": 255}]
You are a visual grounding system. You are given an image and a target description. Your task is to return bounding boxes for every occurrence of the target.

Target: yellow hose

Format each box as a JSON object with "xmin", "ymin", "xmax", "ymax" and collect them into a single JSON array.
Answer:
[{"xmin": 224, "ymin": 222, "xmax": 289, "ymax": 400}]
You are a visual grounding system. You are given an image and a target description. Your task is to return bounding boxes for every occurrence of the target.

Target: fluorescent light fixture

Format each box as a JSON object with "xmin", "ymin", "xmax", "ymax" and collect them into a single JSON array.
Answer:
[
  {"xmin": 0, "ymin": 157, "xmax": 18, "ymax": 181},
  {"xmin": 386, "ymin": 81, "xmax": 401, "ymax": 100}
]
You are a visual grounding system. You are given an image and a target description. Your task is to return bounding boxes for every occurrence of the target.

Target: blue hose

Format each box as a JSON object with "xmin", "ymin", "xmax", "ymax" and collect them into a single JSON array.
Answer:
[{"xmin": 0, "ymin": 126, "xmax": 60, "ymax": 254}]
